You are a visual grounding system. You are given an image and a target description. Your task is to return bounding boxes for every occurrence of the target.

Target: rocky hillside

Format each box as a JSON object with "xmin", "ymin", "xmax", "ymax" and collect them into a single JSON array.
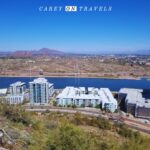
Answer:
[{"xmin": 0, "ymin": 103, "xmax": 150, "ymax": 150}]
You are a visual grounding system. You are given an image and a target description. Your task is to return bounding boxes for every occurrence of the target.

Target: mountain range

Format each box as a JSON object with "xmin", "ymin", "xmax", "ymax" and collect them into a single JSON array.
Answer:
[
  {"xmin": 0, "ymin": 48, "xmax": 66, "ymax": 57},
  {"xmin": 0, "ymin": 48, "xmax": 150, "ymax": 57}
]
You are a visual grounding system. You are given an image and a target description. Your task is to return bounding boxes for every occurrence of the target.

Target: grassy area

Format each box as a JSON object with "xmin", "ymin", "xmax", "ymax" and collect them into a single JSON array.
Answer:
[{"xmin": 0, "ymin": 103, "xmax": 150, "ymax": 150}]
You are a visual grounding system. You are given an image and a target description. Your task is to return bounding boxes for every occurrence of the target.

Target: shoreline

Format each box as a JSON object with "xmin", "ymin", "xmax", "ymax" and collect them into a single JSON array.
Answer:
[{"xmin": 0, "ymin": 75, "xmax": 142, "ymax": 80}]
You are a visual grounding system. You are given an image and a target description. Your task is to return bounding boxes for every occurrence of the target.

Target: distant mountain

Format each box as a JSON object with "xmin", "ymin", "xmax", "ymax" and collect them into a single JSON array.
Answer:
[
  {"xmin": 0, "ymin": 48, "xmax": 150, "ymax": 57},
  {"xmin": 135, "ymin": 50, "xmax": 150, "ymax": 55},
  {"xmin": 91, "ymin": 49, "xmax": 150, "ymax": 55},
  {"xmin": 0, "ymin": 51, "xmax": 13, "ymax": 57},
  {"xmin": 32, "ymin": 48, "xmax": 65, "ymax": 56},
  {"xmin": 0, "ymin": 48, "xmax": 66, "ymax": 58},
  {"xmin": 12, "ymin": 51, "xmax": 33, "ymax": 57}
]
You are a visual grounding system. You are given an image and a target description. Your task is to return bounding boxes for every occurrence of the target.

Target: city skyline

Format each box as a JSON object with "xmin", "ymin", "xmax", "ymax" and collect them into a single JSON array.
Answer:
[{"xmin": 0, "ymin": 0, "xmax": 150, "ymax": 54}]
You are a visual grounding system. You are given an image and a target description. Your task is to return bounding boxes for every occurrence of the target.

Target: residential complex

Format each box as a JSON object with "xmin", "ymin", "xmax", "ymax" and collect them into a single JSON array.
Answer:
[
  {"xmin": 29, "ymin": 78, "xmax": 54, "ymax": 105},
  {"xmin": 119, "ymin": 88, "xmax": 150, "ymax": 119},
  {"xmin": 5, "ymin": 81, "xmax": 26, "ymax": 104},
  {"xmin": 2, "ymin": 78, "xmax": 150, "ymax": 118},
  {"xmin": 56, "ymin": 86, "xmax": 117, "ymax": 112}
]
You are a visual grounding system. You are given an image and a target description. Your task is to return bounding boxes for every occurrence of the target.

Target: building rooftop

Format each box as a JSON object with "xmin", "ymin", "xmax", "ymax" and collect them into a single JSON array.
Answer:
[
  {"xmin": 119, "ymin": 88, "xmax": 150, "ymax": 108},
  {"xmin": 29, "ymin": 78, "xmax": 53, "ymax": 87},
  {"xmin": 57, "ymin": 86, "xmax": 117, "ymax": 105},
  {"xmin": 10, "ymin": 81, "xmax": 25, "ymax": 87},
  {"xmin": 0, "ymin": 88, "xmax": 7, "ymax": 95},
  {"xmin": 100, "ymin": 88, "xmax": 117, "ymax": 105},
  {"xmin": 49, "ymin": 83, "xmax": 54, "ymax": 87},
  {"xmin": 32, "ymin": 78, "xmax": 48, "ymax": 83}
]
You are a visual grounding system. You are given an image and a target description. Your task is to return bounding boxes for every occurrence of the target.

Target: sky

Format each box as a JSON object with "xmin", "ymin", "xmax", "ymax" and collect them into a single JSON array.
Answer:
[{"xmin": 0, "ymin": 0, "xmax": 150, "ymax": 54}]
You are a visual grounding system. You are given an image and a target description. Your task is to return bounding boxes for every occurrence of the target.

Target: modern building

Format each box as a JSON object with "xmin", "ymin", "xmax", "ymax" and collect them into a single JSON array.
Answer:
[
  {"xmin": 99, "ymin": 88, "xmax": 118, "ymax": 112},
  {"xmin": 9, "ymin": 81, "xmax": 26, "ymax": 95},
  {"xmin": 29, "ymin": 78, "xmax": 54, "ymax": 105},
  {"xmin": 0, "ymin": 89, "xmax": 7, "ymax": 97},
  {"xmin": 118, "ymin": 88, "xmax": 150, "ymax": 119},
  {"xmin": 5, "ymin": 81, "xmax": 26, "ymax": 104},
  {"xmin": 56, "ymin": 86, "xmax": 117, "ymax": 112}
]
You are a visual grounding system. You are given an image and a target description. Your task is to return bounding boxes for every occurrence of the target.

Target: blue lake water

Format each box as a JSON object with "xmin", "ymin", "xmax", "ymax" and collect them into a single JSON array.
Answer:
[{"xmin": 0, "ymin": 77, "xmax": 150, "ymax": 91}]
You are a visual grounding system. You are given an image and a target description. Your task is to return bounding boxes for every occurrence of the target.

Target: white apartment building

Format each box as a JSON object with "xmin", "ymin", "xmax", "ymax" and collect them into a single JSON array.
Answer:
[
  {"xmin": 5, "ymin": 81, "xmax": 26, "ymax": 104},
  {"xmin": 56, "ymin": 86, "xmax": 117, "ymax": 112}
]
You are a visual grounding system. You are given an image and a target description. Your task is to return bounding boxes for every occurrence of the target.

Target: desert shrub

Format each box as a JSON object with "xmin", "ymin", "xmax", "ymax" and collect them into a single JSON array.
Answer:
[
  {"xmin": 117, "ymin": 124, "xmax": 142, "ymax": 141},
  {"xmin": 45, "ymin": 122, "xmax": 98, "ymax": 150},
  {"xmin": 120, "ymin": 136, "xmax": 150, "ymax": 150},
  {"xmin": 45, "ymin": 109, "xmax": 50, "ymax": 113},
  {"xmin": 32, "ymin": 120, "xmax": 44, "ymax": 130},
  {"xmin": 71, "ymin": 114, "xmax": 112, "ymax": 130},
  {"xmin": 97, "ymin": 118, "xmax": 112, "ymax": 130},
  {"xmin": 100, "ymin": 142, "xmax": 109, "ymax": 150},
  {"xmin": 72, "ymin": 112, "xmax": 84, "ymax": 125},
  {"xmin": 53, "ymin": 100, "xmax": 57, "ymax": 106},
  {"xmin": 45, "ymin": 122, "xmax": 57, "ymax": 130},
  {"xmin": 118, "ymin": 127, "xmax": 133, "ymax": 138},
  {"xmin": 0, "ymin": 103, "xmax": 32, "ymax": 126}
]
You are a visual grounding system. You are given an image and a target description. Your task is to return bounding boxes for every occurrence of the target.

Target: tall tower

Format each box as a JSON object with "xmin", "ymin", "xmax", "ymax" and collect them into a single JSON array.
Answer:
[{"xmin": 29, "ymin": 78, "xmax": 50, "ymax": 105}]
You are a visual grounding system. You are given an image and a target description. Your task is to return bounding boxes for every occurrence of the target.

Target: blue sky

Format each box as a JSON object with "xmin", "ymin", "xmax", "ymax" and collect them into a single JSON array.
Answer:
[{"xmin": 0, "ymin": 0, "xmax": 150, "ymax": 53}]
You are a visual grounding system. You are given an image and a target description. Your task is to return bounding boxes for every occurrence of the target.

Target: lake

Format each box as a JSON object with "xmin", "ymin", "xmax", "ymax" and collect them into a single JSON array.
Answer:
[{"xmin": 0, "ymin": 77, "xmax": 150, "ymax": 91}]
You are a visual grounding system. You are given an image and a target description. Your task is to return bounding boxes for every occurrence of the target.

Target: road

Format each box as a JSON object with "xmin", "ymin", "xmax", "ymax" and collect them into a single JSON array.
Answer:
[{"xmin": 25, "ymin": 108, "xmax": 106, "ymax": 118}]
